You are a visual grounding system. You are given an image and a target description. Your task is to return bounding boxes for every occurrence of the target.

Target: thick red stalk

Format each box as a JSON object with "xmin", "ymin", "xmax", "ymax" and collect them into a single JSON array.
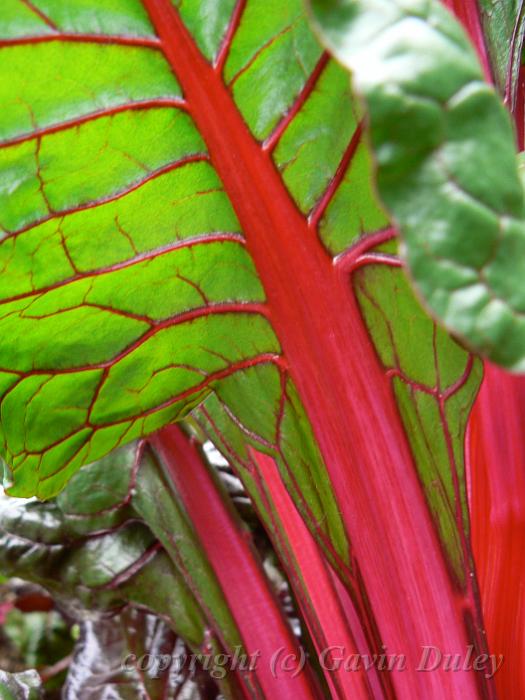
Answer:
[
  {"xmin": 152, "ymin": 425, "xmax": 320, "ymax": 700},
  {"xmin": 468, "ymin": 364, "xmax": 525, "ymax": 699},
  {"xmin": 143, "ymin": 2, "xmax": 492, "ymax": 696}
]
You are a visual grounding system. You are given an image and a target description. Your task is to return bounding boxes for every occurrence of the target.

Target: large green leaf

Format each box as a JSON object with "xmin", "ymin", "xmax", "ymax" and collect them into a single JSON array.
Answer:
[
  {"xmin": 0, "ymin": 0, "xmax": 479, "ymax": 585},
  {"xmin": 0, "ymin": 446, "xmax": 212, "ymax": 633},
  {"xmin": 0, "ymin": 3, "xmax": 274, "ymax": 497},
  {"xmin": 308, "ymin": 0, "xmax": 525, "ymax": 371}
]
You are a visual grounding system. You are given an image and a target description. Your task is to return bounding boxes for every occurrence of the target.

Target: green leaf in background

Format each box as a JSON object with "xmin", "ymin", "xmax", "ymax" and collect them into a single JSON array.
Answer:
[
  {"xmin": 2, "ymin": 607, "xmax": 73, "ymax": 691},
  {"xmin": 0, "ymin": 444, "xmax": 245, "ymax": 699},
  {"xmin": 308, "ymin": 0, "xmax": 525, "ymax": 370}
]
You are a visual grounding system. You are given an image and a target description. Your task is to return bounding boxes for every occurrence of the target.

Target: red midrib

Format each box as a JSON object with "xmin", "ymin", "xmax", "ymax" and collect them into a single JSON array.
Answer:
[{"xmin": 142, "ymin": 2, "xmax": 490, "ymax": 697}]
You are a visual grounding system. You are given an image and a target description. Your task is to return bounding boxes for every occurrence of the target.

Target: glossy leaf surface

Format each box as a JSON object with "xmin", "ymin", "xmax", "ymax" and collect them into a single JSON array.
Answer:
[
  {"xmin": 0, "ymin": 444, "xmax": 212, "ymax": 629},
  {"xmin": 63, "ymin": 610, "xmax": 220, "ymax": 700}
]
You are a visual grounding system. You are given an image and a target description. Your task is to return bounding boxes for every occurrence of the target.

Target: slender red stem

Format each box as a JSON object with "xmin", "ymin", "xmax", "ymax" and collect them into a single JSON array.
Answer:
[
  {"xmin": 250, "ymin": 447, "xmax": 375, "ymax": 700},
  {"xmin": 334, "ymin": 227, "xmax": 397, "ymax": 272},
  {"xmin": 263, "ymin": 53, "xmax": 329, "ymax": 154},
  {"xmin": 19, "ymin": 0, "xmax": 58, "ymax": 30},
  {"xmin": 309, "ymin": 123, "xmax": 363, "ymax": 229},
  {"xmin": 514, "ymin": 65, "xmax": 525, "ymax": 148},
  {"xmin": 198, "ymin": 401, "xmax": 396, "ymax": 700},
  {"xmin": 152, "ymin": 425, "xmax": 321, "ymax": 700},
  {"xmin": 504, "ymin": 1, "xmax": 525, "ymax": 109},
  {"xmin": 214, "ymin": 0, "xmax": 246, "ymax": 73},
  {"xmin": 39, "ymin": 655, "xmax": 74, "ymax": 683}
]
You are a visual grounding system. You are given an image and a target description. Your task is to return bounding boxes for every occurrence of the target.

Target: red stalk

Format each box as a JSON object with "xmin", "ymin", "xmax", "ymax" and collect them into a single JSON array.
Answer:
[
  {"xmin": 151, "ymin": 425, "xmax": 320, "ymax": 700},
  {"xmin": 141, "ymin": 2, "xmax": 492, "ymax": 696},
  {"xmin": 197, "ymin": 406, "xmax": 392, "ymax": 698},
  {"xmin": 468, "ymin": 365, "xmax": 525, "ymax": 699},
  {"xmin": 250, "ymin": 448, "xmax": 377, "ymax": 700},
  {"xmin": 444, "ymin": 3, "xmax": 525, "ymax": 696}
]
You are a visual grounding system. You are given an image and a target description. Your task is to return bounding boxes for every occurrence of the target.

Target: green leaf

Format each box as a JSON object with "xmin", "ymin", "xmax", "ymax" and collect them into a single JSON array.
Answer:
[
  {"xmin": 352, "ymin": 250, "xmax": 483, "ymax": 584},
  {"xmin": 0, "ymin": 6, "xmax": 275, "ymax": 498},
  {"xmin": 308, "ymin": 0, "xmax": 525, "ymax": 370},
  {"xmin": 0, "ymin": 446, "xmax": 232, "ymax": 652}
]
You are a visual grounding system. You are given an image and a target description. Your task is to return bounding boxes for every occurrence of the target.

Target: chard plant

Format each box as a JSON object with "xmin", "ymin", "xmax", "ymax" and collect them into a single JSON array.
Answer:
[{"xmin": 0, "ymin": 0, "xmax": 524, "ymax": 698}]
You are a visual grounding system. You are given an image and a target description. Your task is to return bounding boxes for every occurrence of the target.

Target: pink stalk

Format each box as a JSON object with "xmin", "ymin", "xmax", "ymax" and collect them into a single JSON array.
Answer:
[
  {"xmin": 468, "ymin": 365, "xmax": 525, "ymax": 699},
  {"xmin": 250, "ymin": 448, "xmax": 378, "ymax": 700},
  {"xmin": 444, "ymin": 2, "xmax": 525, "ymax": 696},
  {"xmin": 151, "ymin": 425, "xmax": 321, "ymax": 700}
]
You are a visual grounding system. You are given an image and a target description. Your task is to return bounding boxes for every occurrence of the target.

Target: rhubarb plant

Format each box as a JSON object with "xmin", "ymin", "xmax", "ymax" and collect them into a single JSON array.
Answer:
[{"xmin": 0, "ymin": 0, "xmax": 524, "ymax": 698}]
